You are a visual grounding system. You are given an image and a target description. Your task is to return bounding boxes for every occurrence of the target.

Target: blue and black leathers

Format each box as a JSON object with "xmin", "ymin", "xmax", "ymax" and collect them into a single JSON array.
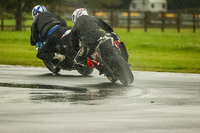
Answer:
[{"xmin": 30, "ymin": 12, "xmax": 69, "ymax": 61}]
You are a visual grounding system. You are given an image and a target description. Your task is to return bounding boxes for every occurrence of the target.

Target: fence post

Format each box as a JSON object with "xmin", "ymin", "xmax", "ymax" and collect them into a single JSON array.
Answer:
[
  {"xmin": 161, "ymin": 12, "xmax": 165, "ymax": 32},
  {"xmin": 144, "ymin": 12, "xmax": 149, "ymax": 32},
  {"xmin": 22, "ymin": 17, "xmax": 25, "ymax": 31},
  {"xmin": 1, "ymin": 16, "xmax": 4, "ymax": 31},
  {"xmin": 127, "ymin": 11, "xmax": 131, "ymax": 32},
  {"xmin": 110, "ymin": 11, "xmax": 114, "ymax": 28},
  {"xmin": 193, "ymin": 12, "xmax": 196, "ymax": 33},
  {"xmin": 197, "ymin": 12, "xmax": 200, "ymax": 27},
  {"xmin": 93, "ymin": 10, "xmax": 96, "ymax": 17},
  {"xmin": 176, "ymin": 12, "xmax": 181, "ymax": 33}
]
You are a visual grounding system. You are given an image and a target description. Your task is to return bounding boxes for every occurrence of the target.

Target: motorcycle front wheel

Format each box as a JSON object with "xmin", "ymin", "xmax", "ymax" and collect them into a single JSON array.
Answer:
[{"xmin": 108, "ymin": 54, "xmax": 134, "ymax": 85}]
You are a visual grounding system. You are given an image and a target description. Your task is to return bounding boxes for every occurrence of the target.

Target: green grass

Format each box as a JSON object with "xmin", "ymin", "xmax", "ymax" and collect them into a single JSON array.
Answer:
[
  {"xmin": 116, "ymin": 28, "xmax": 200, "ymax": 73},
  {"xmin": 0, "ymin": 19, "xmax": 74, "ymax": 26},
  {"xmin": 0, "ymin": 31, "xmax": 44, "ymax": 67},
  {"xmin": 0, "ymin": 28, "xmax": 200, "ymax": 73}
]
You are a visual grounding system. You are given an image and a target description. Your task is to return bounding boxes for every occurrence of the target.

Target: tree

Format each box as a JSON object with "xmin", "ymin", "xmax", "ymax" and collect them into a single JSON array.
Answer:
[
  {"xmin": 0, "ymin": 0, "xmax": 64, "ymax": 31},
  {"xmin": 85, "ymin": 0, "xmax": 131, "ymax": 10},
  {"xmin": 63, "ymin": 0, "xmax": 130, "ymax": 10},
  {"xmin": 0, "ymin": 0, "xmax": 132, "ymax": 31}
]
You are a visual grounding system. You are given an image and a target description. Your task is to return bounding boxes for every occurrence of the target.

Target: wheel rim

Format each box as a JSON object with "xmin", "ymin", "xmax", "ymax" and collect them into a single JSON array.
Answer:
[{"xmin": 112, "ymin": 66, "xmax": 126, "ymax": 84}]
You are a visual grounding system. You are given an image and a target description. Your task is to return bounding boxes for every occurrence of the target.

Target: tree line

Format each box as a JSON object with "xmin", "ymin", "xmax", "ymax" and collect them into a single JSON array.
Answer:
[{"xmin": 0, "ymin": 0, "xmax": 200, "ymax": 31}]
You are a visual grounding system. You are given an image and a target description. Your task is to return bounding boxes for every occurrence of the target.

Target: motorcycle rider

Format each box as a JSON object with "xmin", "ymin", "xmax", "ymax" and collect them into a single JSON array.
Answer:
[
  {"xmin": 30, "ymin": 5, "xmax": 70, "ymax": 62},
  {"xmin": 70, "ymin": 8, "xmax": 129, "ymax": 68}
]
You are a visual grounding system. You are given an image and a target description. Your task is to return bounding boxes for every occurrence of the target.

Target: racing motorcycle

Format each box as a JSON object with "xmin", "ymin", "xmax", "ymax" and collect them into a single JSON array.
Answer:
[
  {"xmin": 86, "ymin": 35, "xmax": 134, "ymax": 85},
  {"xmin": 40, "ymin": 42, "xmax": 94, "ymax": 76},
  {"xmin": 41, "ymin": 34, "xmax": 134, "ymax": 85},
  {"xmin": 43, "ymin": 56, "xmax": 94, "ymax": 76}
]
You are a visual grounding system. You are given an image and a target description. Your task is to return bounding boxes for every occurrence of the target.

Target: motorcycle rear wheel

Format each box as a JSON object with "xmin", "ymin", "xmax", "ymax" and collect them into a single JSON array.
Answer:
[
  {"xmin": 43, "ymin": 60, "xmax": 61, "ymax": 74},
  {"xmin": 76, "ymin": 66, "xmax": 94, "ymax": 76}
]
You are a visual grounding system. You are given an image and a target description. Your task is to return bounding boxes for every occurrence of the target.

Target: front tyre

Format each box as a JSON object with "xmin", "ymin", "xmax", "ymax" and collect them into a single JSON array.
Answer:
[
  {"xmin": 106, "ymin": 75, "xmax": 118, "ymax": 83},
  {"xmin": 109, "ymin": 55, "xmax": 134, "ymax": 85}
]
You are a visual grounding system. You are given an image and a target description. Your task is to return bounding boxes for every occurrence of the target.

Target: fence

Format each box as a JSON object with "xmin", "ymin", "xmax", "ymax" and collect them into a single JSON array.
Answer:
[
  {"xmin": 1, "ymin": 11, "xmax": 200, "ymax": 32},
  {"xmin": 0, "ymin": 16, "xmax": 33, "ymax": 31},
  {"xmin": 91, "ymin": 11, "xmax": 200, "ymax": 33}
]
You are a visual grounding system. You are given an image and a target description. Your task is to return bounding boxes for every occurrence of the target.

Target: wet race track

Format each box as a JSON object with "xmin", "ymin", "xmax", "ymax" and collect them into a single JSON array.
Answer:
[{"xmin": 0, "ymin": 65, "xmax": 200, "ymax": 133}]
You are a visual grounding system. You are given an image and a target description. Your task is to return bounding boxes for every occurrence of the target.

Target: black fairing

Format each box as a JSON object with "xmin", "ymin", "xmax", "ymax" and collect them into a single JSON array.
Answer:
[{"xmin": 99, "ymin": 39, "xmax": 120, "ymax": 63}]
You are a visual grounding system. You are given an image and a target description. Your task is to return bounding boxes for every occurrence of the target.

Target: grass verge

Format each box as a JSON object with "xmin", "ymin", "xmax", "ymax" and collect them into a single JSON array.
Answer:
[{"xmin": 0, "ymin": 28, "xmax": 200, "ymax": 73}]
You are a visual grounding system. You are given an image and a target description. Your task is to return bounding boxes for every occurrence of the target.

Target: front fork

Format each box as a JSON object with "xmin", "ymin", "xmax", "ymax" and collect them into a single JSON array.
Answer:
[{"xmin": 86, "ymin": 37, "xmax": 120, "ymax": 74}]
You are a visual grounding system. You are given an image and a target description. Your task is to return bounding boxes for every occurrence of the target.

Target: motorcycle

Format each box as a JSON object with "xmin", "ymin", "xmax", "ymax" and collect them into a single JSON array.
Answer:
[
  {"xmin": 41, "ymin": 42, "xmax": 94, "ymax": 76},
  {"xmin": 86, "ymin": 36, "xmax": 134, "ymax": 85}
]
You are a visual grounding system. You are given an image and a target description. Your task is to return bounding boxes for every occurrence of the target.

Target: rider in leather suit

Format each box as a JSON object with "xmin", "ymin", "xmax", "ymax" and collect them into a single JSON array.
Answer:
[
  {"xmin": 70, "ymin": 8, "xmax": 126, "ymax": 68},
  {"xmin": 30, "ymin": 5, "xmax": 70, "ymax": 62}
]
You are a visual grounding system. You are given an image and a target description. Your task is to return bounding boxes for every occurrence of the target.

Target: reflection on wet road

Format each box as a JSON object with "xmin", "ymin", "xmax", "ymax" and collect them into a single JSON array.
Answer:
[
  {"xmin": 0, "ymin": 82, "xmax": 132, "ymax": 105},
  {"xmin": 0, "ymin": 65, "xmax": 200, "ymax": 133}
]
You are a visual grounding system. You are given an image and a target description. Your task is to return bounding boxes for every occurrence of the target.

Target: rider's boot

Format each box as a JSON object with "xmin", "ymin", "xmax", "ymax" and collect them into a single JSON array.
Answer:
[
  {"xmin": 73, "ymin": 47, "xmax": 89, "ymax": 68},
  {"xmin": 53, "ymin": 53, "xmax": 65, "ymax": 62},
  {"xmin": 51, "ymin": 53, "xmax": 65, "ymax": 67}
]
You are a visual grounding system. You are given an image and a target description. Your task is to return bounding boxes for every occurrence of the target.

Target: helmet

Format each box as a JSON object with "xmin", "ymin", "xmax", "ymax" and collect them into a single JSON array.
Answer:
[
  {"xmin": 72, "ymin": 8, "xmax": 88, "ymax": 23},
  {"xmin": 32, "ymin": 5, "xmax": 47, "ymax": 20}
]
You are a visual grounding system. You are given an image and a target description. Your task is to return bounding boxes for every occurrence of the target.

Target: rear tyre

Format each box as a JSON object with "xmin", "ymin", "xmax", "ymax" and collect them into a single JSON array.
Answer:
[
  {"xmin": 76, "ymin": 66, "xmax": 94, "ymax": 76},
  {"xmin": 43, "ymin": 60, "xmax": 61, "ymax": 73}
]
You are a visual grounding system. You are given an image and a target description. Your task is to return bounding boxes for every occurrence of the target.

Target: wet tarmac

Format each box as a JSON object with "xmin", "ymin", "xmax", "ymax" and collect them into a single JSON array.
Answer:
[{"xmin": 0, "ymin": 65, "xmax": 200, "ymax": 133}]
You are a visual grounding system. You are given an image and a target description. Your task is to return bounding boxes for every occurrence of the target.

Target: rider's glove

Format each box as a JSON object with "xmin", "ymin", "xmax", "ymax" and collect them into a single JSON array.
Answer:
[
  {"xmin": 111, "ymin": 32, "xmax": 120, "ymax": 41},
  {"xmin": 106, "ymin": 32, "xmax": 120, "ymax": 41},
  {"xmin": 35, "ymin": 42, "xmax": 43, "ymax": 50}
]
